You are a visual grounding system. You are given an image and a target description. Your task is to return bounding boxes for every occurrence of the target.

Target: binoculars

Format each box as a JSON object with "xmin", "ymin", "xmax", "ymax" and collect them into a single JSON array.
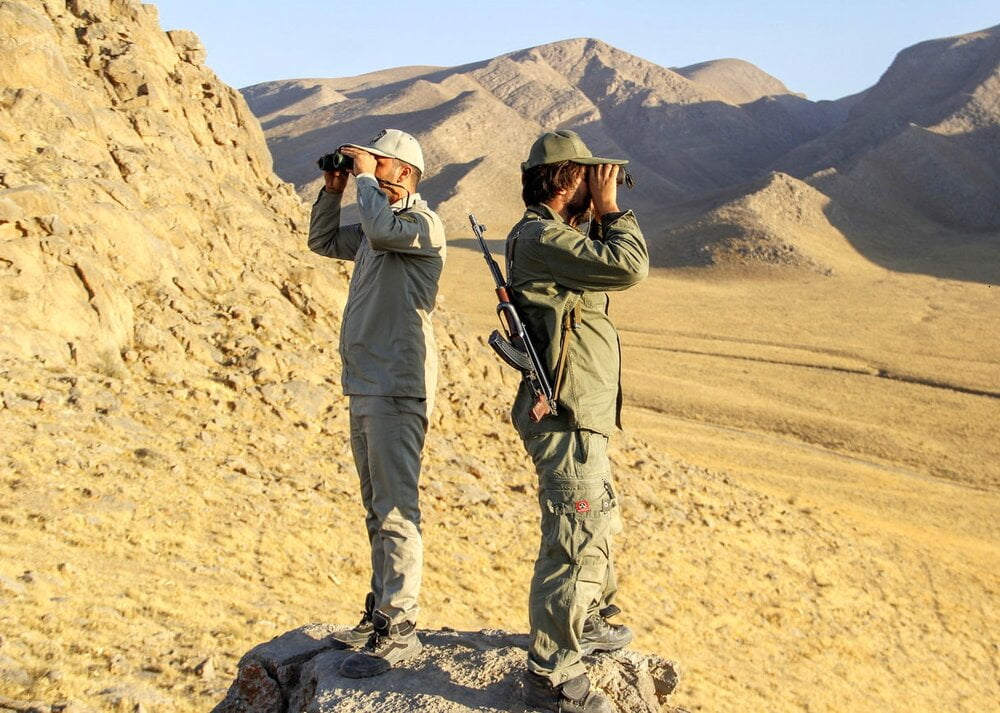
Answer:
[{"xmin": 317, "ymin": 151, "xmax": 353, "ymax": 172}]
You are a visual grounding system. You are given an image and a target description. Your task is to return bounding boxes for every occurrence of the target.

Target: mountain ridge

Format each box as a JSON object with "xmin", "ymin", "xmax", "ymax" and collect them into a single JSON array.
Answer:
[{"xmin": 245, "ymin": 29, "xmax": 1000, "ymax": 279}]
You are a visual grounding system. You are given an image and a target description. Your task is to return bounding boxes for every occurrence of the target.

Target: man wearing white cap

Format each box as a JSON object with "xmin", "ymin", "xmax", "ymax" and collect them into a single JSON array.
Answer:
[{"xmin": 308, "ymin": 128, "xmax": 446, "ymax": 678}]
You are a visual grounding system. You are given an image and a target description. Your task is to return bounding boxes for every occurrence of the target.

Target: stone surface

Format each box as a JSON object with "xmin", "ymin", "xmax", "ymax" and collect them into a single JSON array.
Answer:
[{"xmin": 214, "ymin": 627, "xmax": 681, "ymax": 713}]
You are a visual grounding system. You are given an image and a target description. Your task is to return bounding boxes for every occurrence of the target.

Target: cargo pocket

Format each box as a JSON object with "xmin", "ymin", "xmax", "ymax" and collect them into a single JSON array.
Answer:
[
  {"xmin": 539, "ymin": 474, "xmax": 611, "ymax": 612},
  {"xmin": 570, "ymin": 491, "xmax": 611, "ymax": 613},
  {"xmin": 603, "ymin": 478, "xmax": 623, "ymax": 536}
]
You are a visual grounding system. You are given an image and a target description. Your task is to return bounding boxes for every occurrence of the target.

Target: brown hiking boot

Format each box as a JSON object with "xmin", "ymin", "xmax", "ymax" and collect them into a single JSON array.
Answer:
[
  {"xmin": 522, "ymin": 671, "xmax": 612, "ymax": 713},
  {"xmin": 331, "ymin": 592, "xmax": 376, "ymax": 648},
  {"xmin": 580, "ymin": 604, "xmax": 633, "ymax": 654},
  {"xmin": 338, "ymin": 610, "xmax": 422, "ymax": 678}
]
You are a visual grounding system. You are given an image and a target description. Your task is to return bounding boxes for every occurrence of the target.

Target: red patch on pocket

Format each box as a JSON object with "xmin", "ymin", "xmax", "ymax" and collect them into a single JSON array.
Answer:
[{"xmin": 575, "ymin": 500, "xmax": 590, "ymax": 513}]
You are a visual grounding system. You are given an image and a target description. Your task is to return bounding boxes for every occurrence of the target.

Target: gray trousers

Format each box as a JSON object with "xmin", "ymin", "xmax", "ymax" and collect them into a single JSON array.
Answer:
[
  {"xmin": 522, "ymin": 429, "xmax": 622, "ymax": 685},
  {"xmin": 349, "ymin": 395, "xmax": 428, "ymax": 624}
]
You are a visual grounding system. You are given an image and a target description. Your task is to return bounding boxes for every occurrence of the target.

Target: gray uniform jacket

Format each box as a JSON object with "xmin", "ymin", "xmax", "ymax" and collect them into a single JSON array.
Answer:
[{"xmin": 308, "ymin": 175, "xmax": 446, "ymax": 400}]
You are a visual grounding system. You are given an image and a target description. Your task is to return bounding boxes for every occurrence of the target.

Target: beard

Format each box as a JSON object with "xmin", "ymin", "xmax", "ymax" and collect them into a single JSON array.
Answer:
[{"xmin": 566, "ymin": 189, "xmax": 592, "ymax": 228}]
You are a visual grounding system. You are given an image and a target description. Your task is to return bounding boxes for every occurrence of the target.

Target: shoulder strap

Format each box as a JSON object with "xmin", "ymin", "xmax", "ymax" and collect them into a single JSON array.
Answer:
[
  {"xmin": 552, "ymin": 297, "xmax": 582, "ymax": 402},
  {"xmin": 505, "ymin": 213, "xmax": 543, "ymax": 286}
]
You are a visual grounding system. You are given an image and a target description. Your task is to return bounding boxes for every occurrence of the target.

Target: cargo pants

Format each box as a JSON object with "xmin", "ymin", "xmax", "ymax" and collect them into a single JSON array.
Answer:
[
  {"xmin": 349, "ymin": 395, "xmax": 428, "ymax": 625},
  {"xmin": 523, "ymin": 429, "xmax": 623, "ymax": 685}
]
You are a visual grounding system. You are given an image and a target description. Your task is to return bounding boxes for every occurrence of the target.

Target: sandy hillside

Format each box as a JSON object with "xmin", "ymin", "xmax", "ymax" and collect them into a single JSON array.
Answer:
[
  {"xmin": 2, "ymin": 3, "xmax": 999, "ymax": 713},
  {"xmin": 438, "ymin": 231, "xmax": 1000, "ymax": 713}
]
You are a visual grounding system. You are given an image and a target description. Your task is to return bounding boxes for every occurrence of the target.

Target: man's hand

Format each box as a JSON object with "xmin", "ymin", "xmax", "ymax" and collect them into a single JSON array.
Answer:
[
  {"xmin": 324, "ymin": 170, "xmax": 349, "ymax": 194},
  {"xmin": 339, "ymin": 146, "xmax": 377, "ymax": 176},
  {"xmin": 588, "ymin": 164, "xmax": 620, "ymax": 218}
]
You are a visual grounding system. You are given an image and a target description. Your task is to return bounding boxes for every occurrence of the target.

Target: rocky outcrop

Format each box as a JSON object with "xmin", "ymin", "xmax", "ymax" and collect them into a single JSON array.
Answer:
[
  {"xmin": 213, "ymin": 626, "xmax": 681, "ymax": 713},
  {"xmin": 0, "ymin": 0, "xmax": 318, "ymax": 373}
]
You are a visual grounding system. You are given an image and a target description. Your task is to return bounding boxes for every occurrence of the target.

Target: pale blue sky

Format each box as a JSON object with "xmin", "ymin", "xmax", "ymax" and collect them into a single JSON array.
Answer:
[{"xmin": 153, "ymin": 1, "xmax": 997, "ymax": 100}]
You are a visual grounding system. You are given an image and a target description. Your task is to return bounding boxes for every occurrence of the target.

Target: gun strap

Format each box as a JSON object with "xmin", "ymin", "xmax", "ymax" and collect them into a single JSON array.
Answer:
[
  {"xmin": 504, "ymin": 219, "xmax": 532, "ymax": 286},
  {"xmin": 552, "ymin": 300, "xmax": 582, "ymax": 403}
]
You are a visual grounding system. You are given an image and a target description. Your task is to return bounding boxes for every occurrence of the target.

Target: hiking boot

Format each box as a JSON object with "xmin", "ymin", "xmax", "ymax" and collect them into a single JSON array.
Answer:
[
  {"xmin": 338, "ymin": 610, "xmax": 422, "ymax": 678},
  {"xmin": 332, "ymin": 592, "xmax": 376, "ymax": 648},
  {"xmin": 522, "ymin": 671, "xmax": 612, "ymax": 713},
  {"xmin": 580, "ymin": 605, "xmax": 633, "ymax": 654}
]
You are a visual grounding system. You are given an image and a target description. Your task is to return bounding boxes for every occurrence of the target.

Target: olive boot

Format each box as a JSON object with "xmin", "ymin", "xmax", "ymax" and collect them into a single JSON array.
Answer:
[
  {"xmin": 580, "ymin": 605, "xmax": 633, "ymax": 655},
  {"xmin": 338, "ymin": 610, "xmax": 422, "ymax": 678},
  {"xmin": 522, "ymin": 671, "xmax": 612, "ymax": 713}
]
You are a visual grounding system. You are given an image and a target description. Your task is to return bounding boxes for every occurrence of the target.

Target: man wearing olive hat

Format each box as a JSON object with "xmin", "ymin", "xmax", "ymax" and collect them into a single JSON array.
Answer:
[
  {"xmin": 506, "ymin": 130, "xmax": 648, "ymax": 713},
  {"xmin": 308, "ymin": 128, "xmax": 445, "ymax": 678}
]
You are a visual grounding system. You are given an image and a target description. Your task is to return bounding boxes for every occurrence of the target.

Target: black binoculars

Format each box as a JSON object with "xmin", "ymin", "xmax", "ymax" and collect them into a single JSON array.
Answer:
[{"xmin": 317, "ymin": 151, "xmax": 353, "ymax": 172}]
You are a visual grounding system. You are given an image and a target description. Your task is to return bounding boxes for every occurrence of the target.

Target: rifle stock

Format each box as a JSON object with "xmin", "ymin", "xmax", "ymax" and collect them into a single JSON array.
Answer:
[{"xmin": 469, "ymin": 213, "xmax": 556, "ymax": 422}]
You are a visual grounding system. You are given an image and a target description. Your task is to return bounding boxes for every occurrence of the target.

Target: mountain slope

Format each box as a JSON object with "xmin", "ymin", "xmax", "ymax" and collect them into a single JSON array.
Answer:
[
  {"xmin": 674, "ymin": 57, "xmax": 798, "ymax": 103},
  {"xmin": 777, "ymin": 25, "xmax": 1000, "ymax": 237},
  {"xmin": 247, "ymin": 31, "xmax": 1000, "ymax": 279},
  {"xmin": 244, "ymin": 38, "xmax": 846, "ymax": 231}
]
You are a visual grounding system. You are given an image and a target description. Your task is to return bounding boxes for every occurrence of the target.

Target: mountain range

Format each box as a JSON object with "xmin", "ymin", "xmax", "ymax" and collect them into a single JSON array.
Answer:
[{"xmin": 244, "ymin": 27, "xmax": 1000, "ymax": 282}]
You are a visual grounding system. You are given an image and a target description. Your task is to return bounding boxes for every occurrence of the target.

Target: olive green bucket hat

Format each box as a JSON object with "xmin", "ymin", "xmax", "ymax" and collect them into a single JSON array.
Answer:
[{"xmin": 521, "ymin": 129, "xmax": 628, "ymax": 171}]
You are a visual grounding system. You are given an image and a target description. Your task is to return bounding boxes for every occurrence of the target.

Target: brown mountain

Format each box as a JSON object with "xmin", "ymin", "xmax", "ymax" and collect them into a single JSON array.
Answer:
[
  {"xmin": 247, "ymin": 31, "xmax": 1000, "ymax": 280},
  {"xmin": 673, "ymin": 57, "xmax": 799, "ymax": 104},
  {"xmin": 243, "ymin": 39, "xmax": 845, "ymax": 232}
]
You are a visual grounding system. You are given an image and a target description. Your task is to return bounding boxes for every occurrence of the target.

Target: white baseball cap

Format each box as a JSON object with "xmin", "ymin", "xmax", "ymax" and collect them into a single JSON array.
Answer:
[{"xmin": 343, "ymin": 128, "xmax": 425, "ymax": 174}]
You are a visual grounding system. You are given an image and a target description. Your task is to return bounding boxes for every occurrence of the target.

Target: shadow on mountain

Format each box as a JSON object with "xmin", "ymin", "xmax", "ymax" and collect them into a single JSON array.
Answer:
[
  {"xmin": 267, "ymin": 94, "xmax": 478, "ymax": 187},
  {"xmin": 812, "ymin": 125, "xmax": 1000, "ymax": 284},
  {"xmin": 340, "ymin": 62, "xmax": 490, "ymax": 102},
  {"xmin": 420, "ymin": 157, "xmax": 485, "ymax": 205},
  {"xmin": 261, "ymin": 113, "xmax": 305, "ymax": 131}
]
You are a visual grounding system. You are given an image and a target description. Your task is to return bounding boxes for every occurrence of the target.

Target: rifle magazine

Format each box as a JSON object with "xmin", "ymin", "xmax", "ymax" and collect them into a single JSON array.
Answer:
[{"xmin": 488, "ymin": 330, "xmax": 533, "ymax": 371}]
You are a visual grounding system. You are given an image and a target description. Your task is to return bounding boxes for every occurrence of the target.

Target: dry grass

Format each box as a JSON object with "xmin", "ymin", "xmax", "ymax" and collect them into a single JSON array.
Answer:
[{"xmin": 440, "ymin": 237, "xmax": 1000, "ymax": 712}]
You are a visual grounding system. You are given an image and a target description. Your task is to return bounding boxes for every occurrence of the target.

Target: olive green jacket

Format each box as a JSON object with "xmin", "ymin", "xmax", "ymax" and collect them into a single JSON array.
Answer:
[
  {"xmin": 308, "ymin": 175, "xmax": 446, "ymax": 399},
  {"xmin": 506, "ymin": 204, "xmax": 648, "ymax": 437}
]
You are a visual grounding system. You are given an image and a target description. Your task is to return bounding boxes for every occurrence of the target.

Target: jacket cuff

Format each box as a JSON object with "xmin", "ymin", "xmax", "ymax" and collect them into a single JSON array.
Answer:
[{"xmin": 601, "ymin": 210, "xmax": 632, "ymax": 225}]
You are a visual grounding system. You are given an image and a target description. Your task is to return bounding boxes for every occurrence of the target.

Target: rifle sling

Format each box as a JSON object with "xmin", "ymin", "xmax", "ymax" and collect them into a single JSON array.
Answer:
[
  {"xmin": 506, "ymin": 215, "xmax": 582, "ymax": 415},
  {"xmin": 552, "ymin": 301, "xmax": 581, "ymax": 403}
]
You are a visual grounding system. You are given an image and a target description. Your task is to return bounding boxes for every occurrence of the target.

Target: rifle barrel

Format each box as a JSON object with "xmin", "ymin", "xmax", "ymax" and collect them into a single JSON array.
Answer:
[{"xmin": 469, "ymin": 214, "xmax": 506, "ymax": 290}]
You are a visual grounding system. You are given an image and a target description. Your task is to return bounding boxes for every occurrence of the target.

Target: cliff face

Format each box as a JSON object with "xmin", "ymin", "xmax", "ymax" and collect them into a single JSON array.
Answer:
[{"xmin": 0, "ymin": 0, "xmax": 326, "ymax": 375}]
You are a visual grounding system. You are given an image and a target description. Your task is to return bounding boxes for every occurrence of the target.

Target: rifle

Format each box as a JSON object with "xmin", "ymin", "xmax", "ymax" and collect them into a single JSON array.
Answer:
[{"xmin": 469, "ymin": 213, "xmax": 556, "ymax": 423}]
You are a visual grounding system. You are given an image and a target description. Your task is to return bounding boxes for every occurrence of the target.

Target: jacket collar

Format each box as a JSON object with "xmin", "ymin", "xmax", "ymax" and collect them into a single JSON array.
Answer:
[
  {"xmin": 525, "ymin": 202, "xmax": 564, "ymax": 224},
  {"xmin": 392, "ymin": 192, "xmax": 421, "ymax": 212}
]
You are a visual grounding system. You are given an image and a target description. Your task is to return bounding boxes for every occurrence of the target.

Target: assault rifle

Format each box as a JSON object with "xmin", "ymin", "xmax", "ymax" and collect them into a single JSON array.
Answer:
[{"xmin": 469, "ymin": 214, "xmax": 556, "ymax": 423}]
